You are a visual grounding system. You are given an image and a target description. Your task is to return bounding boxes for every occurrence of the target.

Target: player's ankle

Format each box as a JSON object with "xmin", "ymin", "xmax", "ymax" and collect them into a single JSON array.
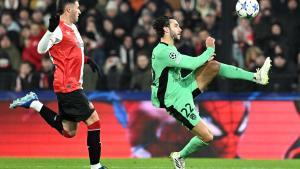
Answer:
[
  {"xmin": 29, "ymin": 100, "xmax": 43, "ymax": 112},
  {"xmin": 90, "ymin": 163, "xmax": 102, "ymax": 169}
]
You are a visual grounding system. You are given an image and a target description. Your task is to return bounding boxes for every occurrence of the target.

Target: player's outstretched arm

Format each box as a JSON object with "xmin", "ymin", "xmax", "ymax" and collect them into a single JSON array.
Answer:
[{"xmin": 161, "ymin": 37, "xmax": 215, "ymax": 70}]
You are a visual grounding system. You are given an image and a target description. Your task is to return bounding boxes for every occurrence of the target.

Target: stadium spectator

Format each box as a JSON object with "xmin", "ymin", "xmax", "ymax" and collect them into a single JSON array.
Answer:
[
  {"xmin": 130, "ymin": 51, "xmax": 151, "ymax": 91},
  {"xmin": 132, "ymin": 9, "xmax": 153, "ymax": 39},
  {"xmin": 194, "ymin": 29, "xmax": 209, "ymax": 55},
  {"xmin": 177, "ymin": 27, "xmax": 195, "ymax": 56},
  {"xmin": 269, "ymin": 53, "xmax": 297, "ymax": 92},
  {"xmin": 146, "ymin": 28, "xmax": 158, "ymax": 51},
  {"xmin": 1, "ymin": 11, "xmax": 21, "ymax": 32},
  {"xmin": 22, "ymin": 23, "xmax": 45, "ymax": 70},
  {"xmin": 173, "ymin": 10, "xmax": 185, "ymax": 26},
  {"xmin": 245, "ymin": 46, "xmax": 265, "ymax": 72},
  {"xmin": 196, "ymin": 0, "xmax": 220, "ymax": 20},
  {"xmin": 17, "ymin": 0, "xmax": 31, "ymax": 11},
  {"xmin": 263, "ymin": 22, "xmax": 288, "ymax": 58},
  {"xmin": 179, "ymin": 0, "xmax": 202, "ymax": 29},
  {"xmin": 31, "ymin": 9, "xmax": 45, "ymax": 25},
  {"xmin": 134, "ymin": 34, "xmax": 148, "ymax": 53},
  {"xmin": 201, "ymin": 10, "xmax": 220, "ymax": 43},
  {"xmin": 232, "ymin": 18, "xmax": 254, "ymax": 68},
  {"xmin": 102, "ymin": 18, "xmax": 118, "ymax": 55},
  {"xmin": 103, "ymin": 50, "xmax": 124, "ymax": 90},
  {"xmin": 15, "ymin": 61, "xmax": 39, "ymax": 92},
  {"xmin": 253, "ymin": 0, "xmax": 274, "ymax": 48},
  {"xmin": 279, "ymin": 0, "xmax": 300, "ymax": 59},
  {"xmin": 17, "ymin": 9, "xmax": 31, "ymax": 27},
  {"xmin": 118, "ymin": 1, "xmax": 135, "ymax": 32},
  {"xmin": 0, "ymin": 50, "xmax": 16, "ymax": 90},
  {"xmin": 119, "ymin": 35, "xmax": 135, "ymax": 73},
  {"xmin": 0, "ymin": 34, "xmax": 21, "ymax": 71},
  {"xmin": 38, "ymin": 55, "xmax": 54, "ymax": 90}
]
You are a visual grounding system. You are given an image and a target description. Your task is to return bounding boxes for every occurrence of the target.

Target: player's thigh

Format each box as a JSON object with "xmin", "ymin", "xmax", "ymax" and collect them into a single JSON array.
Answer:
[
  {"xmin": 84, "ymin": 110, "xmax": 100, "ymax": 126},
  {"xmin": 167, "ymin": 91, "xmax": 200, "ymax": 130},
  {"xmin": 191, "ymin": 119, "xmax": 213, "ymax": 143},
  {"xmin": 62, "ymin": 120, "xmax": 78, "ymax": 133},
  {"xmin": 57, "ymin": 90, "xmax": 94, "ymax": 122}
]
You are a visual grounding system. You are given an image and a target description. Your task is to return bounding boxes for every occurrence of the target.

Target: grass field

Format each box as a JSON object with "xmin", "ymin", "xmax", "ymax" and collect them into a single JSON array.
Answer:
[{"xmin": 0, "ymin": 158, "xmax": 300, "ymax": 169}]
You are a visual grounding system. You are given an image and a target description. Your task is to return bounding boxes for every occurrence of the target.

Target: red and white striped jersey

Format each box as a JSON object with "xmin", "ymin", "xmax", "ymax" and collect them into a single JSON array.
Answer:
[{"xmin": 37, "ymin": 21, "xmax": 84, "ymax": 93}]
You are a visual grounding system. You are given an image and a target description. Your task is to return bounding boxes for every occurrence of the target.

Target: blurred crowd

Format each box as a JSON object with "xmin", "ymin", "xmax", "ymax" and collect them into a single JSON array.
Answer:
[{"xmin": 0, "ymin": 0, "xmax": 299, "ymax": 92}]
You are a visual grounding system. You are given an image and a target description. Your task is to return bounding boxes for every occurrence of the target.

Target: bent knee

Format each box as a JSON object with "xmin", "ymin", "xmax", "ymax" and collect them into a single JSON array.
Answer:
[
  {"xmin": 205, "ymin": 134, "xmax": 214, "ymax": 143},
  {"xmin": 207, "ymin": 60, "xmax": 220, "ymax": 73},
  {"xmin": 62, "ymin": 130, "xmax": 76, "ymax": 138},
  {"xmin": 201, "ymin": 133, "xmax": 214, "ymax": 143}
]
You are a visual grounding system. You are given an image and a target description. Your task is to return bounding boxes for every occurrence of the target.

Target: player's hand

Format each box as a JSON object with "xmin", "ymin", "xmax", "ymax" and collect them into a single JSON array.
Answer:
[
  {"xmin": 48, "ymin": 13, "xmax": 60, "ymax": 32},
  {"xmin": 85, "ymin": 56, "xmax": 104, "ymax": 78},
  {"xmin": 206, "ymin": 36, "xmax": 215, "ymax": 49}
]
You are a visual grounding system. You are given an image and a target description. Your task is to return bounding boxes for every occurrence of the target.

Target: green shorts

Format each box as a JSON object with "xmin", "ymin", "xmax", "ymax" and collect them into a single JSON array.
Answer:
[{"xmin": 166, "ymin": 71, "xmax": 202, "ymax": 130}]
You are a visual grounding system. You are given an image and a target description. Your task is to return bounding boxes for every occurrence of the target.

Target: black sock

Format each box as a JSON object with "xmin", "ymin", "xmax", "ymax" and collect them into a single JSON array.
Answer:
[
  {"xmin": 87, "ymin": 129, "xmax": 101, "ymax": 165},
  {"xmin": 39, "ymin": 105, "xmax": 63, "ymax": 134}
]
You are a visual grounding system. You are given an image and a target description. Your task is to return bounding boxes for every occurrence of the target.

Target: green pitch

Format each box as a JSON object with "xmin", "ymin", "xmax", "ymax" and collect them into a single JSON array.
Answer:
[{"xmin": 0, "ymin": 158, "xmax": 299, "ymax": 169}]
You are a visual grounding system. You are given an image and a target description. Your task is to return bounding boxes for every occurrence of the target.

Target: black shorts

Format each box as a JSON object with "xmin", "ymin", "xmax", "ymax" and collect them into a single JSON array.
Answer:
[{"xmin": 56, "ymin": 89, "xmax": 94, "ymax": 122}]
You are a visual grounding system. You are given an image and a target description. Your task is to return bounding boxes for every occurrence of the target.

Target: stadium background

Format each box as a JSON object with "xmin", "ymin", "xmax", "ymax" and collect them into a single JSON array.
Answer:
[{"xmin": 0, "ymin": 0, "xmax": 299, "ymax": 161}]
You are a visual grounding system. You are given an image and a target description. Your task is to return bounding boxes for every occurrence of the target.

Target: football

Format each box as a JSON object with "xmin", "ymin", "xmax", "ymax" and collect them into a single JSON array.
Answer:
[{"xmin": 236, "ymin": 0, "xmax": 260, "ymax": 18}]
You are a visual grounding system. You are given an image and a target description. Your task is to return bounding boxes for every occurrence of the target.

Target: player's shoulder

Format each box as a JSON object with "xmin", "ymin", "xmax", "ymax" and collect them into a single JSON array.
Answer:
[
  {"xmin": 71, "ymin": 24, "xmax": 78, "ymax": 30},
  {"xmin": 50, "ymin": 26, "xmax": 63, "ymax": 42},
  {"xmin": 153, "ymin": 43, "xmax": 176, "ymax": 58}
]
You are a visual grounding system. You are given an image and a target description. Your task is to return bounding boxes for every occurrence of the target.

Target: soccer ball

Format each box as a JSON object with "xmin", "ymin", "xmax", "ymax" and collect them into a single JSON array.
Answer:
[{"xmin": 236, "ymin": 0, "xmax": 260, "ymax": 18}]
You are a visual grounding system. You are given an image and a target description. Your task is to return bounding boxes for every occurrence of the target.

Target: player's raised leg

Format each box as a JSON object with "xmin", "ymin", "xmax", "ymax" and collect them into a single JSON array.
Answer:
[
  {"xmin": 195, "ymin": 57, "xmax": 272, "ymax": 91},
  {"xmin": 194, "ymin": 60, "xmax": 220, "ymax": 91},
  {"xmin": 218, "ymin": 57, "xmax": 272, "ymax": 84},
  {"xmin": 9, "ymin": 92, "xmax": 75, "ymax": 137}
]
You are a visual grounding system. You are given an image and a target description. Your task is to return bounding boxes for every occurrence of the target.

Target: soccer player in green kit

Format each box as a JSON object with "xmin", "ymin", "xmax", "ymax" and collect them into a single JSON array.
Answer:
[{"xmin": 151, "ymin": 16, "xmax": 271, "ymax": 169}]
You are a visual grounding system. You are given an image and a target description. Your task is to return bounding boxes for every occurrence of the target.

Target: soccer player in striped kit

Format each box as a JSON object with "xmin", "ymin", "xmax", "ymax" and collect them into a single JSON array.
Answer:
[{"xmin": 10, "ymin": 1, "xmax": 106, "ymax": 169}]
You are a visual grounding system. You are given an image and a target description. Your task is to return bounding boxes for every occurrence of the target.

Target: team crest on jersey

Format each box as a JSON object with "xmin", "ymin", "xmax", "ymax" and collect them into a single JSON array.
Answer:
[{"xmin": 169, "ymin": 52, "xmax": 177, "ymax": 60}]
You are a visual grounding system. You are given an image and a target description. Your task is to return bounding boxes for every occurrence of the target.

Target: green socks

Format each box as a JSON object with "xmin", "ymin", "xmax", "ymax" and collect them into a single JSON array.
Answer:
[
  {"xmin": 179, "ymin": 136, "xmax": 209, "ymax": 158},
  {"xmin": 219, "ymin": 63, "xmax": 254, "ymax": 81}
]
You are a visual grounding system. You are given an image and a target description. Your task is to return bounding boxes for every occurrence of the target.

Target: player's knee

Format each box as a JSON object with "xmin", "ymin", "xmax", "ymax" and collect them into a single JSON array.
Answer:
[
  {"xmin": 206, "ymin": 133, "xmax": 214, "ymax": 143},
  {"xmin": 201, "ymin": 132, "xmax": 214, "ymax": 143},
  {"xmin": 62, "ymin": 130, "xmax": 76, "ymax": 138},
  {"xmin": 207, "ymin": 60, "xmax": 220, "ymax": 73}
]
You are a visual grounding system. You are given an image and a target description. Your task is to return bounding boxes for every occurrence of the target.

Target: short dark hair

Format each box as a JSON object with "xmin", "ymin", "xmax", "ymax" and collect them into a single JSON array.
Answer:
[
  {"xmin": 152, "ymin": 16, "xmax": 174, "ymax": 38},
  {"xmin": 56, "ymin": 0, "xmax": 78, "ymax": 15}
]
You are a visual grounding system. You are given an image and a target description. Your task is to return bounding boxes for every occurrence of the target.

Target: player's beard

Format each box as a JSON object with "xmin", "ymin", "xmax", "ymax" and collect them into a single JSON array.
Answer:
[{"xmin": 170, "ymin": 29, "xmax": 180, "ymax": 41}]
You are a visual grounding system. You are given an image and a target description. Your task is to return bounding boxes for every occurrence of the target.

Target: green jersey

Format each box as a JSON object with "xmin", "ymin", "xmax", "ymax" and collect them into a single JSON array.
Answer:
[{"xmin": 151, "ymin": 42, "xmax": 215, "ymax": 108}]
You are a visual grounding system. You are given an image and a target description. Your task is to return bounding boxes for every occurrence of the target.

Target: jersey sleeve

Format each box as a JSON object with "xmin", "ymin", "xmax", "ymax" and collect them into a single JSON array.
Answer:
[
  {"xmin": 159, "ymin": 47, "xmax": 215, "ymax": 70},
  {"xmin": 37, "ymin": 27, "xmax": 62, "ymax": 54}
]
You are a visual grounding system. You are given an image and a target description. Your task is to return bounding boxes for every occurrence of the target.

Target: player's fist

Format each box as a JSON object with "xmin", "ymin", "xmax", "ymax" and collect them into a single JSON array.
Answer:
[
  {"xmin": 48, "ymin": 14, "xmax": 60, "ymax": 32},
  {"xmin": 205, "ymin": 36, "xmax": 215, "ymax": 49}
]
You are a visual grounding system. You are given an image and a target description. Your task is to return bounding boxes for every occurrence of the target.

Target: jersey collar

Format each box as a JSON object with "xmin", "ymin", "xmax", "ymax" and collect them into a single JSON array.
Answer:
[{"xmin": 159, "ymin": 42, "xmax": 169, "ymax": 46}]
